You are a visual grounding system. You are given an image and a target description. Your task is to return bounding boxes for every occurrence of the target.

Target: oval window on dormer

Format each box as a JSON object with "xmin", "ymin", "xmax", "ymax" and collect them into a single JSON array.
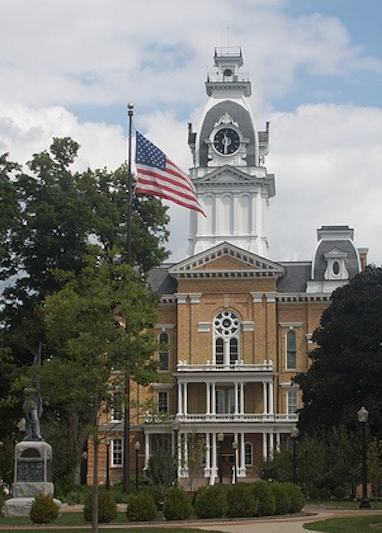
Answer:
[{"xmin": 332, "ymin": 261, "xmax": 340, "ymax": 276}]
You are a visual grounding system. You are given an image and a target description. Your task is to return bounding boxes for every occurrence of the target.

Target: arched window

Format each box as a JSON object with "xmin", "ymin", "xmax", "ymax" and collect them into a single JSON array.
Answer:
[
  {"xmin": 158, "ymin": 331, "xmax": 169, "ymax": 371},
  {"xmin": 213, "ymin": 310, "xmax": 240, "ymax": 365},
  {"xmin": 244, "ymin": 442, "xmax": 253, "ymax": 466},
  {"xmin": 286, "ymin": 330, "xmax": 297, "ymax": 370}
]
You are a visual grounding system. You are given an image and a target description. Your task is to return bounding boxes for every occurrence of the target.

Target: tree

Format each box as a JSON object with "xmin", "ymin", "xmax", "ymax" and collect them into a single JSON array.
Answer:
[
  {"xmin": 41, "ymin": 255, "xmax": 160, "ymax": 532},
  {"xmin": 295, "ymin": 266, "xmax": 382, "ymax": 437},
  {"xmin": 367, "ymin": 438, "xmax": 382, "ymax": 500}
]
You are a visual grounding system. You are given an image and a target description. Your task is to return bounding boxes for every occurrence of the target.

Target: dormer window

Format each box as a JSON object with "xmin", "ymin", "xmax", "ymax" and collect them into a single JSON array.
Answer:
[{"xmin": 324, "ymin": 249, "xmax": 349, "ymax": 281}]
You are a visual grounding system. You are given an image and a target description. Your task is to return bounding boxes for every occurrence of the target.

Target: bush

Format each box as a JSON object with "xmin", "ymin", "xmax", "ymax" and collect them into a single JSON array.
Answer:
[
  {"xmin": 126, "ymin": 491, "xmax": 157, "ymax": 521},
  {"xmin": 332, "ymin": 484, "xmax": 347, "ymax": 500},
  {"xmin": 140, "ymin": 484, "xmax": 164, "ymax": 510},
  {"xmin": 269, "ymin": 482, "xmax": 291, "ymax": 515},
  {"xmin": 284, "ymin": 483, "xmax": 305, "ymax": 512},
  {"xmin": 83, "ymin": 489, "xmax": 117, "ymax": 523},
  {"xmin": 309, "ymin": 487, "xmax": 320, "ymax": 499},
  {"xmin": 30, "ymin": 494, "xmax": 59, "ymax": 524},
  {"xmin": 251, "ymin": 481, "xmax": 276, "ymax": 516},
  {"xmin": 194, "ymin": 484, "xmax": 227, "ymax": 518},
  {"xmin": 226, "ymin": 483, "xmax": 258, "ymax": 518},
  {"xmin": 61, "ymin": 485, "xmax": 91, "ymax": 505},
  {"xmin": 163, "ymin": 486, "xmax": 192, "ymax": 520},
  {"xmin": 319, "ymin": 487, "xmax": 331, "ymax": 500},
  {"xmin": 0, "ymin": 487, "xmax": 8, "ymax": 517}
]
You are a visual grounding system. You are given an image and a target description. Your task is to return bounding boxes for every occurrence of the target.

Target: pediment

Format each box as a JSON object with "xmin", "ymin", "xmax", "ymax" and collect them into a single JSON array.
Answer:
[
  {"xmin": 169, "ymin": 242, "xmax": 285, "ymax": 279},
  {"xmin": 198, "ymin": 165, "xmax": 257, "ymax": 184}
]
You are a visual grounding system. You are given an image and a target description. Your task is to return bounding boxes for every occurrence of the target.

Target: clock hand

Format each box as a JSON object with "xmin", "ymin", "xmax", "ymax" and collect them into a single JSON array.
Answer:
[{"xmin": 222, "ymin": 133, "xmax": 231, "ymax": 155}]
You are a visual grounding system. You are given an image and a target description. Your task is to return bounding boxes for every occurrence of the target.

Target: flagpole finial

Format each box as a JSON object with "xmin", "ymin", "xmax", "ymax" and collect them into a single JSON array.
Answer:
[{"xmin": 127, "ymin": 102, "xmax": 134, "ymax": 110}]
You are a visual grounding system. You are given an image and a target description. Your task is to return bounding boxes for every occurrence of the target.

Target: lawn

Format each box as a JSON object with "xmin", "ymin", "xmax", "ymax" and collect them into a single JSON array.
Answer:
[
  {"xmin": 304, "ymin": 515, "xmax": 382, "ymax": 533},
  {"xmin": 307, "ymin": 499, "xmax": 382, "ymax": 510}
]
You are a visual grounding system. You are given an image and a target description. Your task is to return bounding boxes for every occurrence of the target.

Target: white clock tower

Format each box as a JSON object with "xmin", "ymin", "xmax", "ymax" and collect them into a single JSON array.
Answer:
[{"xmin": 187, "ymin": 47, "xmax": 275, "ymax": 257}]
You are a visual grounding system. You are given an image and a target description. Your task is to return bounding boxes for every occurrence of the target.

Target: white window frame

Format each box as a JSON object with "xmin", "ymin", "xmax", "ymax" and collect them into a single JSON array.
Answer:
[
  {"xmin": 158, "ymin": 331, "xmax": 169, "ymax": 372},
  {"xmin": 158, "ymin": 391, "xmax": 169, "ymax": 414},
  {"xmin": 286, "ymin": 329, "xmax": 297, "ymax": 370},
  {"xmin": 244, "ymin": 441, "xmax": 253, "ymax": 466},
  {"xmin": 287, "ymin": 389, "xmax": 298, "ymax": 415},
  {"xmin": 213, "ymin": 310, "xmax": 241, "ymax": 365},
  {"xmin": 111, "ymin": 438, "xmax": 123, "ymax": 467}
]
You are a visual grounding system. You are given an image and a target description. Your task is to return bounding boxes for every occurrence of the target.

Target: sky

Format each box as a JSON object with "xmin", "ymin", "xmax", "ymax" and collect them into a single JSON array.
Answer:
[{"xmin": 1, "ymin": 0, "xmax": 382, "ymax": 266}]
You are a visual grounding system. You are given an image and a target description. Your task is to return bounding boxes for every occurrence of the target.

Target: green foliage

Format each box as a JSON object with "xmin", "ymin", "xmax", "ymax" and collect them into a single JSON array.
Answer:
[
  {"xmin": 83, "ymin": 489, "xmax": 117, "ymax": 523},
  {"xmin": 284, "ymin": 482, "xmax": 305, "ymax": 512},
  {"xmin": 56, "ymin": 484, "xmax": 91, "ymax": 505},
  {"xmin": 296, "ymin": 266, "xmax": 382, "ymax": 436},
  {"xmin": 226, "ymin": 482, "xmax": 258, "ymax": 518},
  {"xmin": 163, "ymin": 486, "xmax": 192, "ymax": 520},
  {"xmin": 193, "ymin": 484, "xmax": 228, "ymax": 518},
  {"xmin": 269, "ymin": 482, "xmax": 291, "ymax": 515},
  {"xmin": 0, "ymin": 486, "xmax": 7, "ymax": 516},
  {"xmin": 140, "ymin": 485, "xmax": 163, "ymax": 510},
  {"xmin": 367, "ymin": 438, "xmax": 382, "ymax": 500},
  {"xmin": 145, "ymin": 449, "xmax": 176, "ymax": 502},
  {"xmin": 126, "ymin": 491, "xmax": 157, "ymax": 521},
  {"xmin": 29, "ymin": 494, "xmax": 59, "ymax": 524},
  {"xmin": 251, "ymin": 481, "xmax": 276, "ymax": 516},
  {"xmin": 332, "ymin": 485, "xmax": 348, "ymax": 500}
]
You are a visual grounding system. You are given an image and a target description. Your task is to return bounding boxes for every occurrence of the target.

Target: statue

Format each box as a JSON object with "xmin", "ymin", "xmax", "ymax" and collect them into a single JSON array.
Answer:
[
  {"xmin": 23, "ymin": 343, "xmax": 43, "ymax": 441},
  {"xmin": 23, "ymin": 387, "xmax": 43, "ymax": 441}
]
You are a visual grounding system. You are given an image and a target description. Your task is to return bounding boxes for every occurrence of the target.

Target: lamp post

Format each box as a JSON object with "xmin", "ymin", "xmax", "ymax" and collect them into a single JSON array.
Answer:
[
  {"xmin": 217, "ymin": 432, "xmax": 224, "ymax": 483},
  {"xmin": 358, "ymin": 407, "xmax": 370, "ymax": 509},
  {"xmin": 134, "ymin": 441, "xmax": 141, "ymax": 491},
  {"xmin": 232, "ymin": 440, "xmax": 239, "ymax": 484},
  {"xmin": 290, "ymin": 425, "xmax": 299, "ymax": 485},
  {"xmin": 105, "ymin": 436, "xmax": 111, "ymax": 489},
  {"xmin": 173, "ymin": 418, "xmax": 180, "ymax": 484}
]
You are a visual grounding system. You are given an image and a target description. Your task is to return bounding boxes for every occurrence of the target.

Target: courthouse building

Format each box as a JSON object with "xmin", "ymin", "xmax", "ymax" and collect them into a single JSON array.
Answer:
[{"xmin": 89, "ymin": 47, "xmax": 367, "ymax": 487}]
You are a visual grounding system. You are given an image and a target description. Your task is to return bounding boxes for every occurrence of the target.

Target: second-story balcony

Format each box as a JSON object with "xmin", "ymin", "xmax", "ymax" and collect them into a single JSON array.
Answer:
[
  {"xmin": 176, "ymin": 360, "xmax": 274, "ymax": 373},
  {"xmin": 177, "ymin": 413, "xmax": 298, "ymax": 424}
]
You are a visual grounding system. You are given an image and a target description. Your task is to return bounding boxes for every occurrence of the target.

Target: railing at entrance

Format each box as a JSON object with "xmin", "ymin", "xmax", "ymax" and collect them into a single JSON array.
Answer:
[{"xmin": 177, "ymin": 361, "xmax": 274, "ymax": 372}]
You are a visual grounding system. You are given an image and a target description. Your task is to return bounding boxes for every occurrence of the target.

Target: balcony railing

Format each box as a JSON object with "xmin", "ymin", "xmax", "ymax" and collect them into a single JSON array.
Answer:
[
  {"xmin": 176, "ymin": 361, "xmax": 274, "ymax": 372},
  {"xmin": 176, "ymin": 413, "xmax": 298, "ymax": 424}
]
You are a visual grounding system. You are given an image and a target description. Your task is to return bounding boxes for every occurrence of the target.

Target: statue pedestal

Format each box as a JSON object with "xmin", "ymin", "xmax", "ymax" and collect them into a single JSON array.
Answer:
[{"xmin": 5, "ymin": 441, "xmax": 61, "ymax": 517}]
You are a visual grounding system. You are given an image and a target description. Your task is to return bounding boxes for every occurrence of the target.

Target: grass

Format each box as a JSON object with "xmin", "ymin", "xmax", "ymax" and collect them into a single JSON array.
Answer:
[
  {"xmin": 304, "ymin": 515, "xmax": 382, "ymax": 533},
  {"xmin": 307, "ymin": 499, "xmax": 382, "ymax": 510},
  {"xmin": 0, "ymin": 528, "xmax": 216, "ymax": 533},
  {"xmin": 0, "ymin": 510, "xmax": 128, "ymax": 527}
]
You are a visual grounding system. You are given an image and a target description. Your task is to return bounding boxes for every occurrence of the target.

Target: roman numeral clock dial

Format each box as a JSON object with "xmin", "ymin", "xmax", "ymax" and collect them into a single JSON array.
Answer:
[{"xmin": 213, "ymin": 127, "xmax": 240, "ymax": 155}]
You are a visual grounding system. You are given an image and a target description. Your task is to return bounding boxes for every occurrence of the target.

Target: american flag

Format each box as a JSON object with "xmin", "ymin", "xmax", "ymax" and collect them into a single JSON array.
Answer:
[{"xmin": 135, "ymin": 131, "xmax": 205, "ymax": 216}]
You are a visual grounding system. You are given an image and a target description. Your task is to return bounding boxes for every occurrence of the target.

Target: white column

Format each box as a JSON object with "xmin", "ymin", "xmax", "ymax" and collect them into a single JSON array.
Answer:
[
  {"xmin": 234, "ymin": 382, "xmax": 239, "ymax": 415},
  {"xmin": 224, "ymin": 338, "xmax": 230, "ymax": 366},
  {"xmin": 240, "ymin": 382, "xmax": 244, "ymax": 415},
  {"xmin": 276, "ymin": 432, "xmax": 281, "ymax": 452},
  {"xmin": 262, "ymin": 432, "xmax": 268, "ymax": 459},
  {"xmin": 211, "ymin": 382, "xmax": 216, "ymax": 415},
  {"xmin": 178, "ymin": 382, "xmax": 183, "ymax": 415},
  {"xmin": 212, "ymin": 432, "xmax": 217, "ymax": 483},
  {"xmin": 144, "ymin": 432, "xmax": 150, "ymax": 469},
  {"xmin": 269, "ymin": 380, "xmax": 274, "ymax": 415},
  {"xmin": 183, "ymin": 382, "xmax": 188, "ymax": 416},
  {"xmin": 263, "ymin": 382, "xmax": 268, "ymax": 414},
  {"xmin": 240, "ymin": 432, "xmax": 245, "ymax": 476},
  {"xmin": 184, "ymin": 432, "xmax": 189, "ymax": 476},
  {"xmin": 206, "ymin": 382, "xmax": 211, "ymax": 415},
  {"xmin": 205, "ymin": 432, "xmax": 210, "ymax": 472},
  {"xmin": 177, "ymin": 431, "xmax": 181, "ymax": 474},
  {"xmin": 269, "ymin": 432, "xmax": 274, "ymax": 457}
]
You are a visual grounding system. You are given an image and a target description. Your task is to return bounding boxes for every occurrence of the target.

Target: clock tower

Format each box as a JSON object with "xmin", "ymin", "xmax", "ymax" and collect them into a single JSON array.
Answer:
[{"xmin": 188, "ymin": 47, "xmax": 275, "ymax": 257}]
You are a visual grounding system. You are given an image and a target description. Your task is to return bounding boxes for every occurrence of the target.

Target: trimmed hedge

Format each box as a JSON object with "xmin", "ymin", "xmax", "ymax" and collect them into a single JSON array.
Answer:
[
  {"xmin": 30, "ymin": 494, "xmax": 59, "ymax": 524},
  {"xmin": 83, "ymin": 489, "xmax": 117, "ymax": 523},
  {"xmin": 226, "ymin": 483, "xmax": 258, "ymax": 518},
  {"xmin": 126, "ymin": 491, "xmax": 157, "ymax": 521},
  {"xmin": 251, "ymin": 481, "xmax": 276, "ymax": 516},
  {"xmin": 284, "ymin": 482, "xmax": 305, "ymax": 513},
  {"xmin": 163, "ymin": 486, "xmax": 193, "ymax": 520},
  {"xmin": 269, "ymin": 481, "xmax": 291, "ymax": 515},
  {"xmin": 194, "ymin": 484, "xmax": 228, "ymax": 518}
]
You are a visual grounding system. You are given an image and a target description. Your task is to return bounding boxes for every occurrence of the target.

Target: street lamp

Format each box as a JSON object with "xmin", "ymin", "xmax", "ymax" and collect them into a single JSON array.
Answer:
[
  {"xmin": 232, "ymin": 440, "xmax": 239, "ymax": 484},
  {"xmin": 357, "ymin": 407, "xmax": 371, "ymax": 509},
  {"xmin": 134, "ymin": 441, "xmax": 141, "ymax": 491},
  {"xmin": 173, "ymin": 418, "xmax": 181, "ymax": 484},
  {"xmin": 290, "ymin": 425, "xmax": 300, "ymax": 485},
  {"xmin": 105, "ymin": 436, "xmax": 111, "ymax": 489},
  {"xmin": 217, "ymin": 432, "xmax": 224, "ymax": 484}
]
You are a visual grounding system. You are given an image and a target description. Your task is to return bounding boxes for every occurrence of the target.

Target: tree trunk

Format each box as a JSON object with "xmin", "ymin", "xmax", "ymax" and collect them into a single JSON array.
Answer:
[{"xmin": 92, "ymin": 397, "xmax": 99, "ymax": 533}]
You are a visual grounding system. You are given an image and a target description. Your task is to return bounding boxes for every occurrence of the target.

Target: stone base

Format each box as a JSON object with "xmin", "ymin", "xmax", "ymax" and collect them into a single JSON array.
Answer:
[
  {"xmin": 4, "ymin": 497, "xmax": 61, "ymax": 517},
  {"xmin": 13, "ymin": 481, "xmax": 54, "ymax": 498}
]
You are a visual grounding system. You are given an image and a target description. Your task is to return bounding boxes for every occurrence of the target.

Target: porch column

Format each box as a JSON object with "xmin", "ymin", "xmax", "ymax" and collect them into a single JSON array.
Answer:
[
  {"xmin": 205, "ymin": 432, "xmax": 211, "ymax": 473},
  {"xmin": 206, "ymin": 382, "xmax": 211, "ymax": 415},
  {"xmin": 269, "ymin": 431, "xmax": 274, "ymax": 457},
  {"xmin": 262, "ymin": 432, "xmax": 268, "ymax": 459},
  {"xmin": 276, "ymin": 432, "xmax": 281, "ymax": 452},
  {"xmin": 178, "ymin": 382, "xmax": 183, "ymax": 415},
  {"xmin": 183, "ymin": 381, "xmax": 188, "ymax": 416},
  {"xmin": 212, "ymin": 432, "xmax": 217, "ymax": 483},
  {"xmin": 269, "ymin": 380, "xmax": 274, "ymax": 415},
  {"xmin": 234, "ymin": 382, "xmax": 239, "ymax": 415},
  {"xmin": 144, "ymin": 432, "xmax": 150, "ymax": 469},
  {"xmin": 211, "ymin": 382, "xmax": 216, "ymax": 415},
  {"xmin": 239, "ymin": 432, "xmax": 246, "ymax": 476},
  {"xmin": 240, "ymin": 382, "xmax": 245, "ymax": 414},
  {"xmin": 263, "ymin": 382, "xmax": 268, "ymax": 414},
  {"xmin": 183, "ymin": 432, "xmax": 189, "ymax": 476}
]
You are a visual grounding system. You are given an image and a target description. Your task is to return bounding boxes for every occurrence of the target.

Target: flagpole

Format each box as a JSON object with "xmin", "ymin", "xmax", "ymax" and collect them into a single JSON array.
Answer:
[{"xmin": 123, "ymin": 102, "xmax": 134, "ymax": 495}]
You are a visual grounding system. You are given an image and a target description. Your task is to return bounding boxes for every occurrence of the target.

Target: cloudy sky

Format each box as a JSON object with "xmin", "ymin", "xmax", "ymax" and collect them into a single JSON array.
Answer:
[{"xmin": 1, "ymin": 0, "xmax": 382, "ymax": 266}]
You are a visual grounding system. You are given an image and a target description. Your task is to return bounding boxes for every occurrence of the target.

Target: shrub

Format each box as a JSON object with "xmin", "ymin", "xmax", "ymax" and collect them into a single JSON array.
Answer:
[
  {"xmin": 226, "ymin": 483, "xmax": 258, "ymax": 518},
  {"xmin": 30, "ymin": 494, "xmax": 59, "ymax": 524},
  {"xmin": 194, "ymin": 484, "xmax": 227, "ymax": 518},
  {"xmin": 163, "ymin": 486, "xmax": 192, "ymax": 520},
  {"xmin": 284, "ymin": 483, "xmax": 305, "ymax": 513},
  {"xmin": 83, "ymin": 489, "xmax": 117, "ymax": 523},
  {"xmin": 0, "ymin": 487, "xmax": 8, "ymax": 517},
  {"xmin": 126, "ymin": 491, "xmax": 157, "ymax": 521},
  {"xmin": 319, "ymin": 487, "xmax": 331, "ymax": 500},
  {"xmin": 251, "ymin": 481, "xmax": 276, "ymax": 516},
  {"xmin": 140, "ymin": 484, "xmax": 163, "ymax": 510},
  {"xmin": 309, "ymin": 487, "xmax": 320, "ymax": 500},
  {"xmin": 62, "ymin": 485, "xmax": 91, "ymax": 505},
  {"xmin": 332, "ymin": 484, "xmax": 347, "ymax": 500},
  {"xmin": 269, "ymin": 482, "xmax": 291, "ymax": 515}
]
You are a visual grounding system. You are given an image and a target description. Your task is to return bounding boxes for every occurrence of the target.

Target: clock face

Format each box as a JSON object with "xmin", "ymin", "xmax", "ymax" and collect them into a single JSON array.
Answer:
[{"xmin": 213, "ymin": 127, "xmax": 240, "ymax": 155}]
